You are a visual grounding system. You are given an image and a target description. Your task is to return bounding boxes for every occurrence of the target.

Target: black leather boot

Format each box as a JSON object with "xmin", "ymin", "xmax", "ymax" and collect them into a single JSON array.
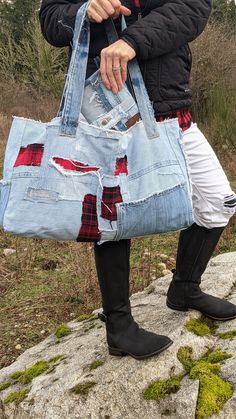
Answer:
[
  {"xmin": 94, "ymin": 239, "xmax": 173, "ymax": 360},
  {"xmin": 166, "ymin": 223, "xmax": 236, "ymax": 321}
]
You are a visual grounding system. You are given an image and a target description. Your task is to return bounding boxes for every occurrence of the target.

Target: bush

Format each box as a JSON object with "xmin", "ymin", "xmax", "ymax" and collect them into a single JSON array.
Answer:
[{"xmin": 0, "ymin": 18, "xmax": 67, "ymax": 97}]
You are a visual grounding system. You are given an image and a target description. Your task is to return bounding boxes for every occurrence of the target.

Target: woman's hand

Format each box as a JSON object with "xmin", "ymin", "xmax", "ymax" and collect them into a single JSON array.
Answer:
[
  {"xmin": 100, "ymin": 40, "xmax": 136, "ymax": 93},
  {"xmin": 87, "ymin": 0, "xmax": 131, "ymax": 23}
]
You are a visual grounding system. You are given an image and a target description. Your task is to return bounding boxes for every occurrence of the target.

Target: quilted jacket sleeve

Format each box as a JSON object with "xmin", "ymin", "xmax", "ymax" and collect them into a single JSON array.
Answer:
[
  {"xmin": 39, "ymin": 0, "xmax": 85, "ymax": 47},
  {"xmin": 121, "ymin": 0, "xmax": 212, "ymax": 59}
]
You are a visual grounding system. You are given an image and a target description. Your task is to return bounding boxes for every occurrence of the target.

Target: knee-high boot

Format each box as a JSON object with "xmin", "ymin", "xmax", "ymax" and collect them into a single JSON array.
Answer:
[
  {"xmin": 94, "ymin": 239, "xmax": 173, "ymax": 360},
  {"xmin": 166, "ymin": 223, "xmax": 236, "ymax": 320}
]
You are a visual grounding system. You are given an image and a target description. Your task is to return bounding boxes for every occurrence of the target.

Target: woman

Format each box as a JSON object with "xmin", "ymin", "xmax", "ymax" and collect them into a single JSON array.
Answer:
[{"xmin": 39, "ymin": 0, "xmax": 236, "ymax": 360}]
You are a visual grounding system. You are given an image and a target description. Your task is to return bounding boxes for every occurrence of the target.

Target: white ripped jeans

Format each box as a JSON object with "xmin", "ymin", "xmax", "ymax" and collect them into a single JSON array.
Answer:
[{"xmin": 181, "ymin": 123, "xmax": 236, "ymax": 228}]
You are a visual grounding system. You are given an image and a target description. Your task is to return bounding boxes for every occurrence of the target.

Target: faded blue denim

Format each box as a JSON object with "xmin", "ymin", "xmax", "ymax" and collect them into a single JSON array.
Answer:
[{"xmin": 0, "ymin": 3, "xmax": 193, "ymax": 243}]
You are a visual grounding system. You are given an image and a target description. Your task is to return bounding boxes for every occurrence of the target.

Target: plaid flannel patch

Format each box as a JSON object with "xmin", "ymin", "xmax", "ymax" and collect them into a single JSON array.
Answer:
[
  {"xmin": 77, "ymin": 194, "xmax": 100, "ymax": 242},
  {"xmin": 114, "ymin": 156, "xmax": 128, "ymax": 176},
  {"xmin": 52, "ymin": 157, "xmax": 99, "ymax": 172},
  {"xmin": 14, "ymin": 144, "xmax": 44, "ymax": 167},
  {"xmin": 101, "ymin": 186, "xmax": 123, "ymax": 221}
]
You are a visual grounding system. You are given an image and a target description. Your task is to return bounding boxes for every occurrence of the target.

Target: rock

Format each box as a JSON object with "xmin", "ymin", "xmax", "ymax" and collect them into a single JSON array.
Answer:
[
  {"xmin": 3, "ymin": 248, "xmax": 16, "ymax": 256},
  {"xmin": 159, "ymin": 254, "xmax": 168, "ymax": 261},
  {"xmin": 14, "ymin": 345, "xmax": 22, "ymax": 350},
  {"xmin": 157, "ymin": 262, "xmax": 166, "ymax": 269},
  {"xmin": 162, "ymin": 269, "xmax": 172, "ymax": 276},
  {"xmin": 0, "ymin": 252, "xmax": 236, "ymax": 419}
]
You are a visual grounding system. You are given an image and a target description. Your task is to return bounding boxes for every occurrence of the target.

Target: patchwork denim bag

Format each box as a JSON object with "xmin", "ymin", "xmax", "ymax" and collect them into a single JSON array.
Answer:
[{"xmin": 0, "ymin": 3, "xmax": 193, "ymax": 244}]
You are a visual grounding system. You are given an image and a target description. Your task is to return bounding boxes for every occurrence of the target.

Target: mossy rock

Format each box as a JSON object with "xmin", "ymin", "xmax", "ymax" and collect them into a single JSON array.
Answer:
[
  {"xmin": 48, "ymin": 355, "xmax": 66, "ymax": 363},
  {"xmin": 185, "ymin": 318, "xmax": 213, "ymax": 336},
  {"xmin": 177, "ymin": 346, "xmax": 233, "ymax": 419},
  {"xmin": 70, "ymin": 381, "xmax": 96, "ymax": 395},
  {"xmin": 218, "ymin": 330, "xmax": 236, "ymax": 340},
  {"xmin": 196, "ymin": 371, "xmax": 233, "ymax": 419},
  {"xmin": 10, "ymin": 371, "xmax": 23, "ymax": 380},
  {"xmin": 4, "ymin": 388, "xmax": 30, "ymax": 404},
  {"xmin": 55, "ymin": 324, "xmax": 72, "ymax": 339},
  {"xmin": 144, "ymin": 346, "xmax": 234, "ymax": 418},
  {"xmin": 0, "ymin": 381, "xmax": 11, "ymax": 392},
  {"xmin": 143, "ymin": 376, "xmax": 183, "ymax": 401},
  {"xmin": 189, "ymin": 360, "xmax": 221, "ymax": 379},
  {"xmin": 177, "ymin": 346, "xmax": 194, "ymax": 372},
  {"xmin": 204, "ymin": 349, "xmax": 232, "ymax": 364},
  {"xmin": 10, "ymin": 361, "xmax": 50, "ymax": 385},
  {"xmin": 19, "ymin": 361, "xmax": 49, "ymax": 384},
  {"xmin": 89, "ymin": 360, "xmax": 104, "ymax": 370},
  {"xmin": 77, "ymin": 314, "xmax": 97, "ymax": 322}
]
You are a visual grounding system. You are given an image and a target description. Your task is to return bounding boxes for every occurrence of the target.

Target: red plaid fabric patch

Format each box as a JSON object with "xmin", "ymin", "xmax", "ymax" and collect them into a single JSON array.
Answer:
[
  {"xmin": 77, "ymin": 194, "xmax": 100, "ymax": 242},
  {"xmin": 101, "ymin": 186, "xmax": 123, "ymax": 221},
  {"xmin": 157, "ymin": 110, "xmax": 192, "ymax": 132},
  {"xmin": 14, "ymin": 144, "xmax": 44, "ymax": 167},
  {"xmin": 114, "ymin": 156, "xmax": 128, "ymax": 176},
  {"xmin": 53, "ymin": 157, "xmax": 99, "ymax": 172}
]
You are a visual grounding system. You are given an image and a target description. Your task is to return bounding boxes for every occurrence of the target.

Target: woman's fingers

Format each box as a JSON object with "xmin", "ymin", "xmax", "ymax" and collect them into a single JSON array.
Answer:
[
  {"xmin": 120, "ymin": 6, "xmax": 131, "ymax": 16},
  {"xmin": 120, "ymin": 58, "xmax": 128, "ymax": 84},
  {"xmin": 100, "ymin": 41, "xmax": 136, "ymax": 93},
  {"xmin": 105, "ymin": 53, "xmax": 119, "ymax": 93},
  {"xmin": 112, "ymin": 57, "xmax": 123, "ymax": 91},
  {"xmin": 87, "ymin": 0, "xmax": 123, "ymax": 23}
]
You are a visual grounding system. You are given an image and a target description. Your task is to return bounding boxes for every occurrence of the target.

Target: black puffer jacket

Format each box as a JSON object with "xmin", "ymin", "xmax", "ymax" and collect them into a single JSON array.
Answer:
[{"xmin": 39, "ymin": 0, "xmax": 212, "ymax": 116}]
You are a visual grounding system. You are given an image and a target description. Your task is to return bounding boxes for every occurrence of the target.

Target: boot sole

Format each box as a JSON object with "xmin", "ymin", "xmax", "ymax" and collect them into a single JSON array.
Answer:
[
  {"xmin": 166, "ymin": 299, "xmax": 189, "ymax": 312},
  {"xmin": 166, "ymin": 299, "xmax": 236, "ymax": 321},
  {"xmin": 108, "ymin": 339, "xmax": 173, "ymax": 360}
]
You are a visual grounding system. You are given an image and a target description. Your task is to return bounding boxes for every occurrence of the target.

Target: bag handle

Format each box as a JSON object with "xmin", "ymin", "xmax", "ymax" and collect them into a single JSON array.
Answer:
[
  {"xmin": 104, "ymin": 17, "xmax": 159, "ymax": 139},
  {"xmin": 59, "ymin": 3, "xmax": 159, "ymax": 139}
]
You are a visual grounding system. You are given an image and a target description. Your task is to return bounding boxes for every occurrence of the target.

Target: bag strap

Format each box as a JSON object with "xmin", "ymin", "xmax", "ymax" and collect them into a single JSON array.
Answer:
[
  {"xmin": 104, "ymin": 17, "xmax": 159, "ymax": 139},
  {"xmin": 59, "ymin": 3, "xmax": 159, "ymax": 139}
]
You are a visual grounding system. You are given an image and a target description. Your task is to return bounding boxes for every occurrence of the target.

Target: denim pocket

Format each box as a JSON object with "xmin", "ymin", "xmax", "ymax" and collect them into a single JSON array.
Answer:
[
  {"xmin": 0, "ymin": 180, "xmax": 11, "ymax": 227},
  {"xmin": 12, "ymin": 157, "xmax": 101, "ymax": 240},
  {"xmin": 115, "ymin": 184, "xmax": 193, "ymax": 240}
]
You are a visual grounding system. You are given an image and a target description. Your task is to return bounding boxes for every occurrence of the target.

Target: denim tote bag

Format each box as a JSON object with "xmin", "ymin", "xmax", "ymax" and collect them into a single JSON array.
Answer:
[{"xmin": 0, "ymin": 3, "xmax": 193, "ymax": 244}]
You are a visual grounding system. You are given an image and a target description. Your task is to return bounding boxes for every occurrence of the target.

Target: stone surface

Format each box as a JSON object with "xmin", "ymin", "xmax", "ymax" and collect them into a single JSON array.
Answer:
[{"xmin": 0, "ymin": 252, "xmax": 236, "ymax": 419}]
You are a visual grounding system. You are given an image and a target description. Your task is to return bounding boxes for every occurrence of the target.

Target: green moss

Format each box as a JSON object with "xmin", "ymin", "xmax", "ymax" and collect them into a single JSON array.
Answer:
[
  {"xmin": 70, "ymin": 381, "xmax": 96, "ymax": 395},
  {"xmin": 218, "ymin": 330, "xmax": 236, "ymax": 340},
  {"xmin": 0, "ymin": 381, "xmax": 11, "ymax": 392},
  {"xmin": 189, "ymin": 360, "xmax": 220, "ymax": 379},
  {"xmin": 4, "ymin": 388, "xmax": 30, "ymax": 404},
  {"xmin": 205, "ymin": 349, "xmax": 232, "ymax": 363},
  {"xmin": 183, "ymin": 349, "xmax": 233, "ymax": 419},
  {"xmin": 195, "ymin": 371, "xmax": 233, "ymax": 419},
  {"xmin": 89, "ymin": 360, "xmax": 104, "ymax": 370},
  {"xmin": 143, "ymin": 376, "xmax": 182, "ymax": 401},
  {"xmin": 10, "ymin": 371, "xmax": 23, "ymax": 380},
  {"xmin": 177, "ymin": 346, "xmax": 194, "ymax": 372},
  {"xmin": 185, "ymin": 318, "xmax": 211, "ymax": 336},
  {"xmin": 48, "ymin": 355, "xmax": 66, "ymax": 363},
  {"xmin": 155, "ymin": 346, "xmax": 234, "ymax": 418},
  {"xmin": 77, "ymin": 314, "xmax": 97, "ymax": 322},
  {"xmin": 55, "ymin": 324, "xmax": 72, "ymax": 339},
  {"xmin": 18, "ymin": 361, "xmax": 49, "ymax": 384}
]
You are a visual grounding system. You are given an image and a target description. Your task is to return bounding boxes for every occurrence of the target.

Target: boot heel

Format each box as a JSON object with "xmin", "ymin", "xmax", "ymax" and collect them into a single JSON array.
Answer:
[
  {"xmin": 108, "ymin": 347, "xmax": 127, "ymax": 357},
  {"xmin": 166, "ymin": 299, "xmax": 188, "ymax": 312}
]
